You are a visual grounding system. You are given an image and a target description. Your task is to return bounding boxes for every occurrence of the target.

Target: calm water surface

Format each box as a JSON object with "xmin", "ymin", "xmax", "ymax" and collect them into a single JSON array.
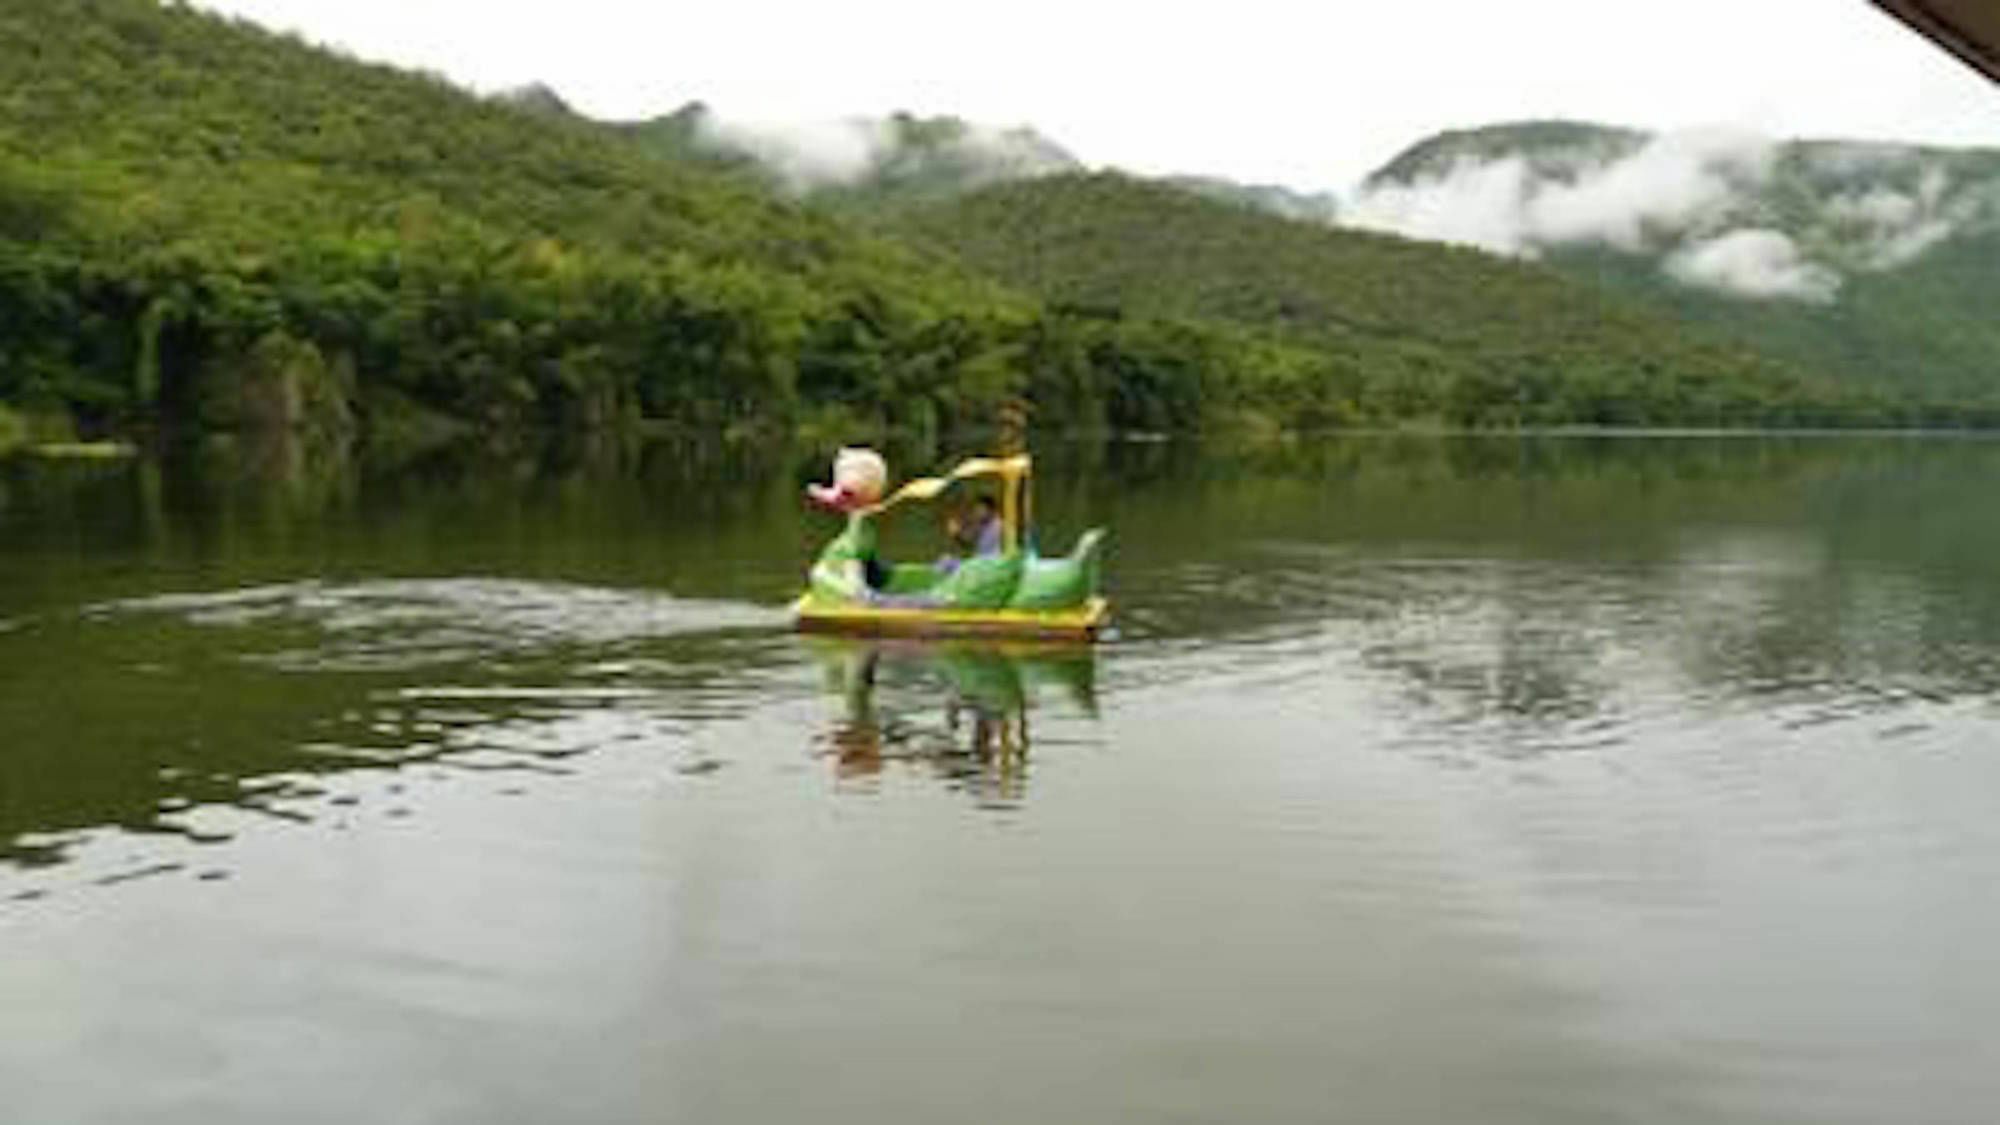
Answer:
[{"xmin": 2, "ymin": 434, "xmax": 1996, "ymax": 1124}]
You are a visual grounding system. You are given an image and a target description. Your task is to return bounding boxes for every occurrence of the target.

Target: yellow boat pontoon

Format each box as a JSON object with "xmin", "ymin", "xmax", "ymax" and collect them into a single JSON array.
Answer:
[{"xmin": 792, "ymin": 449, "xmax": 1110, "ymax": 641}]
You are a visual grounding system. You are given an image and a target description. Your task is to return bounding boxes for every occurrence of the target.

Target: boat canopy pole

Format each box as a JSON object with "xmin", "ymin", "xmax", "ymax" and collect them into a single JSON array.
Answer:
[{"xmin": 1001, "ymin": 459, "xmax": 1025, "ymax": 554}]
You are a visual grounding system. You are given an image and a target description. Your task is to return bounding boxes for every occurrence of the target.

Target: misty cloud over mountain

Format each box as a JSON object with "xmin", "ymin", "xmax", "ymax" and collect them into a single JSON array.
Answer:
[
  {"xmin": 1345, "ymin": 125, "xmax": 2000, "ymax": 303},
  {"xmin": 683, "ymin": 105, "xmax": 1079, "ymax": 195},
  {"xmin": 500, "ymin": 82, "xmax": 1998, "ymax": 315}
]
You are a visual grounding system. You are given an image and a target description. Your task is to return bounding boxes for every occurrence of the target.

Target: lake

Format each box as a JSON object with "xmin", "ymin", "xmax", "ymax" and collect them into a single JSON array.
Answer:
[{"xmin": 2, "ymin": 432, "xmax": 1996, "ymax": 1124}]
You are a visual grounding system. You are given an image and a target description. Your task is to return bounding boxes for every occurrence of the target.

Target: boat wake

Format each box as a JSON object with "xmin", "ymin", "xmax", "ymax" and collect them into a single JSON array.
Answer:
[{"xmin": 93, "ymin": 577, "xmax": 792, "ymax": 672}]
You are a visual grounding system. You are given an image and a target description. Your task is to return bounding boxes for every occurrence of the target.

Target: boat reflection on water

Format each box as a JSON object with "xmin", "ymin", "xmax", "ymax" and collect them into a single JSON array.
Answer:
[{"xmin": 803, "ymin": 637, "xmax": 1098, "ymax": 803}]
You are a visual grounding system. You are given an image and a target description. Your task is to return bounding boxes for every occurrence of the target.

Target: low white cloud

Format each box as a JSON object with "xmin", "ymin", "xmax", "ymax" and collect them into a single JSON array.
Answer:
[
  {"xmin": 1532, "ymin": 128, "xmax": 1773, "ymax": 247},
  {"xmin": 1665, "ymin": 229, "xmax": 1840, "ymax": 301},
  {"xmin": 1340, "ymin": 126, "xmax": 2000, "ymax": 302},
  {"xmin": 1823, "ymin": 165, "xmax": 1960, "ymax": 269},
  {"xmin": 1343, "ymin": 157, "xmax": 1536, "ymax": 254},
  {"xmin": 1825, "ymin": 184, "xmax": 1923, "ymax": 228},
  {"xmin": 1344, "ymin": 128, "xmax": 1776, "ymax": 257},
  {"xmin": 951, "ymin": 124, "xmax": 1077, "ymax": 180},
  {"xmin": 698, "ymin": 116, "xmax": 889, "ymax": 190},
  {"xmin": 694, "ymin": 111, "xmax": 1073, "ymax": 193}
]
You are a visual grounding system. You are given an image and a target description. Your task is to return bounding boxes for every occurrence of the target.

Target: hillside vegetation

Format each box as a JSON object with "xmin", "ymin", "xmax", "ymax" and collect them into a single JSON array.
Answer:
[
  {"xmin": 0, "ymin": 0, "xmax": 1239, "ymax": 440},
  {"xmin": 902, "ymin": 174, "xmax": 1947, "ymax": 427},
  {"xmin": 0, "ymin": 3, "xmax": 1978, "ymax": 446}
]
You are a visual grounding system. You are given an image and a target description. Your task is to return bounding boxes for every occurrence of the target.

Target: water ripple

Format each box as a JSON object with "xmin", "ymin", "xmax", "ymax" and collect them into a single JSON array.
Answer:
[{"xmin": 93, "ymin": 578, "xmax": 791, "ymax": 670}]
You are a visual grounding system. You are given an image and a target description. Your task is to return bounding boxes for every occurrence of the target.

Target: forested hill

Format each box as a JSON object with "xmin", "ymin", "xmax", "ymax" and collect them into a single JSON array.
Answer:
[
  {"xmin": 7, "ymin": 5, "xmax": 867, "ymax": 272},
  {"xmin": 0, "ymin": 0, "xmax": 1102, "ymax": 441},
  {"xmin": 900, "ymin": 173, "xmax": 1948, "ymax": 427},
  {"xmin": 0, "ymin": 2, "xmax": 1974, "ymax": 447}
]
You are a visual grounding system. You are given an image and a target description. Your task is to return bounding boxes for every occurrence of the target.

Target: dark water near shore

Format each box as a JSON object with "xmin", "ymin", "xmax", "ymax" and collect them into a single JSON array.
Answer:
[{"xmin": 3, "ymin": 433, "xmax": 1997, "ymax": 1124}]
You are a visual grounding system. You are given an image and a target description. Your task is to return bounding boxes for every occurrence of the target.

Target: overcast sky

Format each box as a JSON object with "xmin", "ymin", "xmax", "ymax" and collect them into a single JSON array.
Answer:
[{"xmin": 196, "ymin": 0, "xmax": 2000, "ymax": 189}]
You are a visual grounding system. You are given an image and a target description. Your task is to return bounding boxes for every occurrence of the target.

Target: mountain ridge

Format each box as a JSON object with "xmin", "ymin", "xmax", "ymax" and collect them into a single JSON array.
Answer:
[{"xmin": 1348, "ymin": 120, "xmax": 2000, "ymax": 397}]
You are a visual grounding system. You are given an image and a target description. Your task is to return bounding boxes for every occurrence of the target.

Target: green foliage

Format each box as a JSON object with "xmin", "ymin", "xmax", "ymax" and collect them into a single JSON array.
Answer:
[
  {"xmin": 0, "ymin": 404, "xmax": 24, "ymax": 454},
  {"xmin": 902, "ymin": 173, "xmax": 1931, "ymax": 428},
  {"xmin": 0, "ymin": 0, "xmax": 1051, "ymax": 437},
  {"xmin": 1163, "ymin": 176, "xmax": 1339, "ymax": 223},
  {"xmin": 1554, "ymin": 233, "xmax": 2000, "ymax": 405}
]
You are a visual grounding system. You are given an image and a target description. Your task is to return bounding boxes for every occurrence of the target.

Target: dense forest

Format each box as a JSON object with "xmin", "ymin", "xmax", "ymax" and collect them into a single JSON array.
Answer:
[{"xmin": 0, "ymin": 1, "xmax": 1985, "ymax": 454}]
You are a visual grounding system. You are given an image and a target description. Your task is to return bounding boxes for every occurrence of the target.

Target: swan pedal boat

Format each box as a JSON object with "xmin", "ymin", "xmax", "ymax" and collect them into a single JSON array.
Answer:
[{"xmin": 792, "ymin": 453, "xmax": 1110, "ymax": 642}]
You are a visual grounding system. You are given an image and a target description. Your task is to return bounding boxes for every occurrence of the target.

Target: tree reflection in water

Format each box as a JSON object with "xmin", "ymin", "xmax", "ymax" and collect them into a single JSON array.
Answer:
[{"xmin": 804, "ymin": 637, "xmax": 1097, "ymax": 804}]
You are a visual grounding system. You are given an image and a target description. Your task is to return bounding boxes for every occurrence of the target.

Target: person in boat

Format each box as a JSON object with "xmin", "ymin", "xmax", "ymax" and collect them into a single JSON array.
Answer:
[
  {"xmin": 934, "ymin": 494, "xmax": 1004, "ymax": 575},
  {"xmin": 964, "ymin": 494, "xmax": 1003, "ymax": 557}
]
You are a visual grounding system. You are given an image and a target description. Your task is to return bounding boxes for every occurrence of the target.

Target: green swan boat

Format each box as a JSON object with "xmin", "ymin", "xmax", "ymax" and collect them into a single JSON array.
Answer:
[{"xmin": 793, "ymin": 453, "xmax": 1110, "ymax": 640}]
